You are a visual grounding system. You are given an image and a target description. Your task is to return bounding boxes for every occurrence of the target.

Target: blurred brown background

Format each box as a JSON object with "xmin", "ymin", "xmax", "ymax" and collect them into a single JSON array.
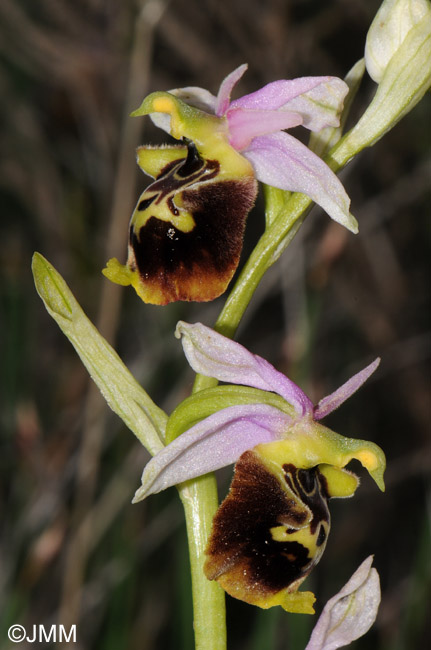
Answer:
[{"xmin": 1, "ymin": 1, "xmax": 430, "ymax": 648}]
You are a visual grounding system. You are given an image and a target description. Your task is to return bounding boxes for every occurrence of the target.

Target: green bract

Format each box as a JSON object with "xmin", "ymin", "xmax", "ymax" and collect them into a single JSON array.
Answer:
[{"xmin": 32, "ymin": 253, "xmax": 167, "ymax": 455}]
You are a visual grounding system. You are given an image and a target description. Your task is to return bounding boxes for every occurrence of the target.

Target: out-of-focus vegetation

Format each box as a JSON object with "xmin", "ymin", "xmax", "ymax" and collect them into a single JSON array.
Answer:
[{"xmin": 1, "ymin": 1, "xmax": 430, "ymax": 648}]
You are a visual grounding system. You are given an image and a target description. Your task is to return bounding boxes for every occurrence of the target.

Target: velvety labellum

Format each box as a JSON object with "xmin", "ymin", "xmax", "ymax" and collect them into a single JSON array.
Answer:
[
  {"xmin": 125, "ymin": 141, "xmax": 257, "ymax": 304},
  {"xmin": 204, "ymin": 449, "xmax": 332, "ymax": 614}
]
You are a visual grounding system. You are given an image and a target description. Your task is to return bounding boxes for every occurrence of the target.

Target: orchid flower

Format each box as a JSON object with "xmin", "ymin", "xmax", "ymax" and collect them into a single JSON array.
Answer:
[
  {"xmin": 149, "ymin": 64, "xmax": 356, "ymax": 231},
  {"xmin": 103, "ymin": 65, "xmax": 357, "ymax": 305},
  {"xmin": 133, "ymin": 322, "xmax": 385, "ymax": 614}
]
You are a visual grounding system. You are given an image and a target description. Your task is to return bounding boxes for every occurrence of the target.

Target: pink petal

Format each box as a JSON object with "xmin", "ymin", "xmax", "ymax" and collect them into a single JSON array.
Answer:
[
  {"xmin": 305, "ymin": 556, "xmax": 381, "ymax": 650},
  {"xmin": 175, "ymin": 321, "xmax": 313, "ymax": 417},
  {"xmin": 230, "ymin": 76, "xmax": 342, "ymax": 112},
  {"xmin": 280, "ymin": 77, "xmax": 349, "ymax": 132},
  {"xmin": 133, "ymin": 404, "xmax": 289, "ymax": 500},
  {"xmin": 243, "ymin": 132, "xmax": 358, "ymax": 233},
  {"xmin": 227, "ymin": 107, "xmax": 303, "ymax": 150},
  {"xmin": 314, "ymin": 358, "xmax": 381, "ymax": 420},
  {"xmin": 215, "ymin": 63, "xmax": 248, "ymax": 116}
]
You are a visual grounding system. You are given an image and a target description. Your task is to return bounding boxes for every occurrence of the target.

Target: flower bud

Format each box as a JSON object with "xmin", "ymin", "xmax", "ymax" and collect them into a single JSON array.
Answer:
[
  {"xmin": 333, "ymin": 2, "xmax": 431, "ymax": 162},
  {"xmin": 365, "ymin": 0, "xmax": 431, "ymax": 82}
]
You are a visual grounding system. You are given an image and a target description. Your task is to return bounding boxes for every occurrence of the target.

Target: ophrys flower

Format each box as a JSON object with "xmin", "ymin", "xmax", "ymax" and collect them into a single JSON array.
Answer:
[
  {"xmin": 133, "ymin": 322, "xmax": 385, "ymax": 614},
  {"xmin": 104, "ymin": 66, "xmax": 357, "ymax": 304}
]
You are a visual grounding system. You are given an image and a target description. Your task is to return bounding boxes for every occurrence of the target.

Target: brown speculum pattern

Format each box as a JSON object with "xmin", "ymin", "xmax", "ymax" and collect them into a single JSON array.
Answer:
[
  {"xmin": 127, "ymin": 142, "xmax": 257, "ymax": 304},
  {"xmin": 204, "ymin": 449, "xmax": 331, "ymax": 608}
]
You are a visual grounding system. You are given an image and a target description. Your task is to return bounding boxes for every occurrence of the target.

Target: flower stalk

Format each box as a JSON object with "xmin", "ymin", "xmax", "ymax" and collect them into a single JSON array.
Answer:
[
  {"xmin": 211, "ymin": 192, "xmax": 309, "ymax": 341},
  {"xmin": 179, "ymin": 477, "xmax": 227, "ymax": 650}
]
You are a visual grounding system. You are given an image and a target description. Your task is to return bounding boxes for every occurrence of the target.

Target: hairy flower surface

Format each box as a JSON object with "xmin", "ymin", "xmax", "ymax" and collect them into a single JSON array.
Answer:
[
  {"xmin": 104, "ymin": 66, "xmax": 356, "ymax": 304},
  {"xmin": 133, "ymin": 322, "xmax": 385, "ymax": 614}
]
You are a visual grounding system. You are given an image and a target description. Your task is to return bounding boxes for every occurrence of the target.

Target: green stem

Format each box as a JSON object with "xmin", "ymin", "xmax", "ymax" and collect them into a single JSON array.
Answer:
[
  {"xmin": 179, "ymin": 476, "xmax": 226, "ymax": 650},
  {"xmin": 214, "ymin": 194, "xmax": 309, "ymax": 339}
]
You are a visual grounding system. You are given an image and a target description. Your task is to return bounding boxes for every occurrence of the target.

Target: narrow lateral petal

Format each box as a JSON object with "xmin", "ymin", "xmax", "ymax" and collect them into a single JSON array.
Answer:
[
  {"xmin": 215, "ymin": 63, "xmax": 248, "ymax": 116},
  {"xmin": 175, "ymin": 321, "xmax": 313, "ymax": 416},
  {"xmin": 227, "ymin": 107, "xmax": 303, "ymax": 150},
  {"xmin": 243, "ymin": 132, "xmax": 358, "ymax": 233},
  {"xmin": 230, "ymin": 76, "xmax": 344, "ymax": 113},
  {"xmin": 305, "ymin": 556, "xmax": 380, "ymax": 650},
  {"xmin": 314, "ymin": 358, "xmax": 380, "ymax": 420},
  {"xmin": 133, "ymin": 403, "xmax": 289, "ymax": 501}
]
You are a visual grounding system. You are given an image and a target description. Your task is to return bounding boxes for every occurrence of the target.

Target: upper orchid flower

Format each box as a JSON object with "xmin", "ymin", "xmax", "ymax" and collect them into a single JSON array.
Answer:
[
  {"xmin": 133, "ymin": 322, "xmax": 385, "ymax": 614},
  {"xmin": 150, "ymin": 64, "xmax": 356, "ymax": 231},
  {"xmin": 103, "ymin": 65, "xmax": 357, "ymax": 305}
]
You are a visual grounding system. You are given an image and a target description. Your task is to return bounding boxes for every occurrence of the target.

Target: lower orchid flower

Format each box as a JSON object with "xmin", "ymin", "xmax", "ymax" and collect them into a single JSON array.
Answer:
[
  {"xmin": 104, "ymin": 65, "xmax": 357, "ymax": 305},
  {"xmin": 133, "ymin": 322, "xmax": 385, "ymax": 615}
]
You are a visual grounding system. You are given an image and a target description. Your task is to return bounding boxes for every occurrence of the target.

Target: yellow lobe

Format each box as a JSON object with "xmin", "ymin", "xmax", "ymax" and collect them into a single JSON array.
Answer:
[
  {"xmin": 262, "ymin": 589, "xmax": 316, "ymax": 614},
  {"xmin": 136, "ymin": 145, "xmax": 187, "ymax": 179},
  {"xmin": 318, "ymin": 464, "xmax": 359, "ymax": 498},
  {"xmin": 215, "ymin": 569, "xmax": 316, "ymax": 615},
  {"xmin": 103, "ymin": 259, "xmax": 162, "ymax": 303},
  {"xmin": 102, "ymin": 258, "xmax": 133, "ymax": 287}
]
